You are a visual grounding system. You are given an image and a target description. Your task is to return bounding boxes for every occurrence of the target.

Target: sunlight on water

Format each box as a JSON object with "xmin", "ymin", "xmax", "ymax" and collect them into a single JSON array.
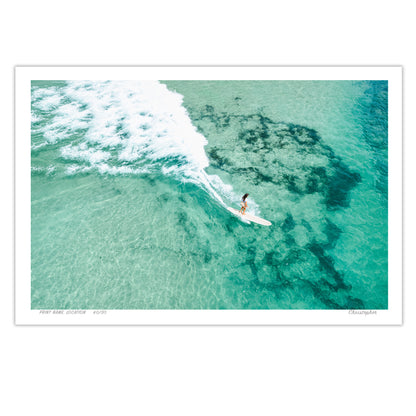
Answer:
[{"xmin": 31, "ymin": 80, "xmax": 388, "ymax": 309}]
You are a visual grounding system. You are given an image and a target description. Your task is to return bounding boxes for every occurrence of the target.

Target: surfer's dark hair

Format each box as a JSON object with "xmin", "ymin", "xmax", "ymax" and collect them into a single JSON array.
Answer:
[{"xmin": 242, "ymin": 193, "xmax": 249, "ymax": 201}]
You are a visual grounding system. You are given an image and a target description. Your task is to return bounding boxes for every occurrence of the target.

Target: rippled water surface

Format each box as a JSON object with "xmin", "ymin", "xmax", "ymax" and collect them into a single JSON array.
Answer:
[{"xmin": 31, "ymin": 80, "xmax": 388, "ymax": 309}]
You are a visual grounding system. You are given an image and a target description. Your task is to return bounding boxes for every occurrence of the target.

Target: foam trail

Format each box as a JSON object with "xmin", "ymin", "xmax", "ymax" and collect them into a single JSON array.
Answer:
[{"xmin": 31, "ymin": 80, "xmax": 257, "ymax": 212}]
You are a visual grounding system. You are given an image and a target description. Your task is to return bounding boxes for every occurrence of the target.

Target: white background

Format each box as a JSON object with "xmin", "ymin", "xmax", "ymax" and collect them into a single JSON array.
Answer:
[{"xmin": 1, "ymin": 1, "xmax": 413, "ymax": 415}]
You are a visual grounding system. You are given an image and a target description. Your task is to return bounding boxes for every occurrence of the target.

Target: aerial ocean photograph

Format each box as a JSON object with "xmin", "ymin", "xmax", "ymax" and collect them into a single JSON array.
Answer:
[{"xmin": 30, "ymin": 79, "xmax": 388, "ymax": 310}]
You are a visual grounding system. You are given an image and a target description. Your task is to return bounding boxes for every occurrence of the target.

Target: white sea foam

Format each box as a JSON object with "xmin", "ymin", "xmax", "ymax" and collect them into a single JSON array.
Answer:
[
  {"xmin": 47, "ymin": 165, "xmax": 56, "ymax": 175},
  {"xmin": 96, "ymin": 164, "xmax": 150, "ymax": 176},
  {"xmin": 61, "ymin": 144, "xmax": 111, "ymax": 164},
  {"xmin": 31, "ymin": 112, "xmax": 40, "ymax": 124},
  {"xmin": 33, "ymin": 92, "xmax": 63, "ymax": 111},
  {"xmin": 31, "ymin": 142, "xmax": 48, "ymax": 150},
  {"xmin": 32, "ymin": 86, "xmax": 59, "ymax": 99},
  {"xmin": 31, "ymin": 165, "xmax": 56, "ymax": 175},
  {"xmin": 32, "ymin": 80, "xmax": 244, "ymax": 208},
  {"xmin": 65, "ymin": 165, "xmax": 82, "ymax": 175},
  {"xmin": 206, "ymin": 173, "xmax": 260, "ymax": 214}
]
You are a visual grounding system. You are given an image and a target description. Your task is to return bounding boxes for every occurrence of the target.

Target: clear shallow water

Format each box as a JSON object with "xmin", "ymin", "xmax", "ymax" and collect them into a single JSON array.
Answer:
[{"xmin": 31, "ymin": 80, "xmax": 388, "ymax": 309}]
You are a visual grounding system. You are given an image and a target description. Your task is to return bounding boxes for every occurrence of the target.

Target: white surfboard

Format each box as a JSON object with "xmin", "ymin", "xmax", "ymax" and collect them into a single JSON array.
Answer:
[{"xmin": 227, "ymin": 207, "xmax": 272, "ymax": 226}]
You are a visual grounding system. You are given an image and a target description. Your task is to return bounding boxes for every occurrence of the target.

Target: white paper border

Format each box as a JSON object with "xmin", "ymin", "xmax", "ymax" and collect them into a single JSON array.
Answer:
[{"xmin": 15, "ymin": 66, "xmax": 402, "ymax": 325}]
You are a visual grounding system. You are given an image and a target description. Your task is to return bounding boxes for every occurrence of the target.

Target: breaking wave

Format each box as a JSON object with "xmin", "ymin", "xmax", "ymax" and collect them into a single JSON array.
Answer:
[{"xmin": 31, "ymin": 80, "xmax": 252, "ymax": 210}]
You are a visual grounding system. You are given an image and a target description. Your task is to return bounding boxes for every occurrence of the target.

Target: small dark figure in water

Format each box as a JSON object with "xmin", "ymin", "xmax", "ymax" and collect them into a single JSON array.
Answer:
[{"xmin": 239, "ymin": 193, "xmax": 249, "ymax": 215}]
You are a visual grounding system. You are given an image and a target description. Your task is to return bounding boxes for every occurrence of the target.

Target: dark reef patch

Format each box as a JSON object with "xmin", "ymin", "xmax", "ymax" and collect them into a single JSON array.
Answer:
[
  {"xmin": 186, "ymin": 104, "xmax": 365, "ymax": 309},
  {"xmin": 326, "ymin": 159, "xmax": 361, "ymax": 210},
  {"xmin": 207, "ymin": 147, "xmax": 232, "ymax": 169},
  {"xmin": 194, "ymin": 109, "xmax": 361, "ymax": 212},
  {"xmin": 281, "ymin": 213, "xmax": 296, "ymax": 233},
  {"xmin": 301, "ymin": 219, "xmax": 313, "ymax": 232},
  {"xmin": 308, "ymin": 241, "xmax": 350, "ymax": 291},
  {"xmin": 304, "ymin": 280, "xmax": 344, "ymax": 309},
  {"xmin": 323, "ymin": 219, "xmax": 342, "ymax": 249},
  {"xmin": 176, "ymin": 210, "xmax": 197, "ymax": 239}
]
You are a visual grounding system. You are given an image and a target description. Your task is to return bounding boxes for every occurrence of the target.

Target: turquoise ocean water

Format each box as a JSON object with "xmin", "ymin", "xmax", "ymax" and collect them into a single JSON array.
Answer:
[{"xmin": 31, "ymin": 80, "xmax": 388, "ymax": 309}]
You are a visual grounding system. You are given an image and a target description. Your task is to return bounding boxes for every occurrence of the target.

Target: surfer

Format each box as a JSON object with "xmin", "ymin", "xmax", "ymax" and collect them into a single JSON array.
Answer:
[{"xmin": 239, "ymin": 193, "xmax": 249, "ymax": 215}]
